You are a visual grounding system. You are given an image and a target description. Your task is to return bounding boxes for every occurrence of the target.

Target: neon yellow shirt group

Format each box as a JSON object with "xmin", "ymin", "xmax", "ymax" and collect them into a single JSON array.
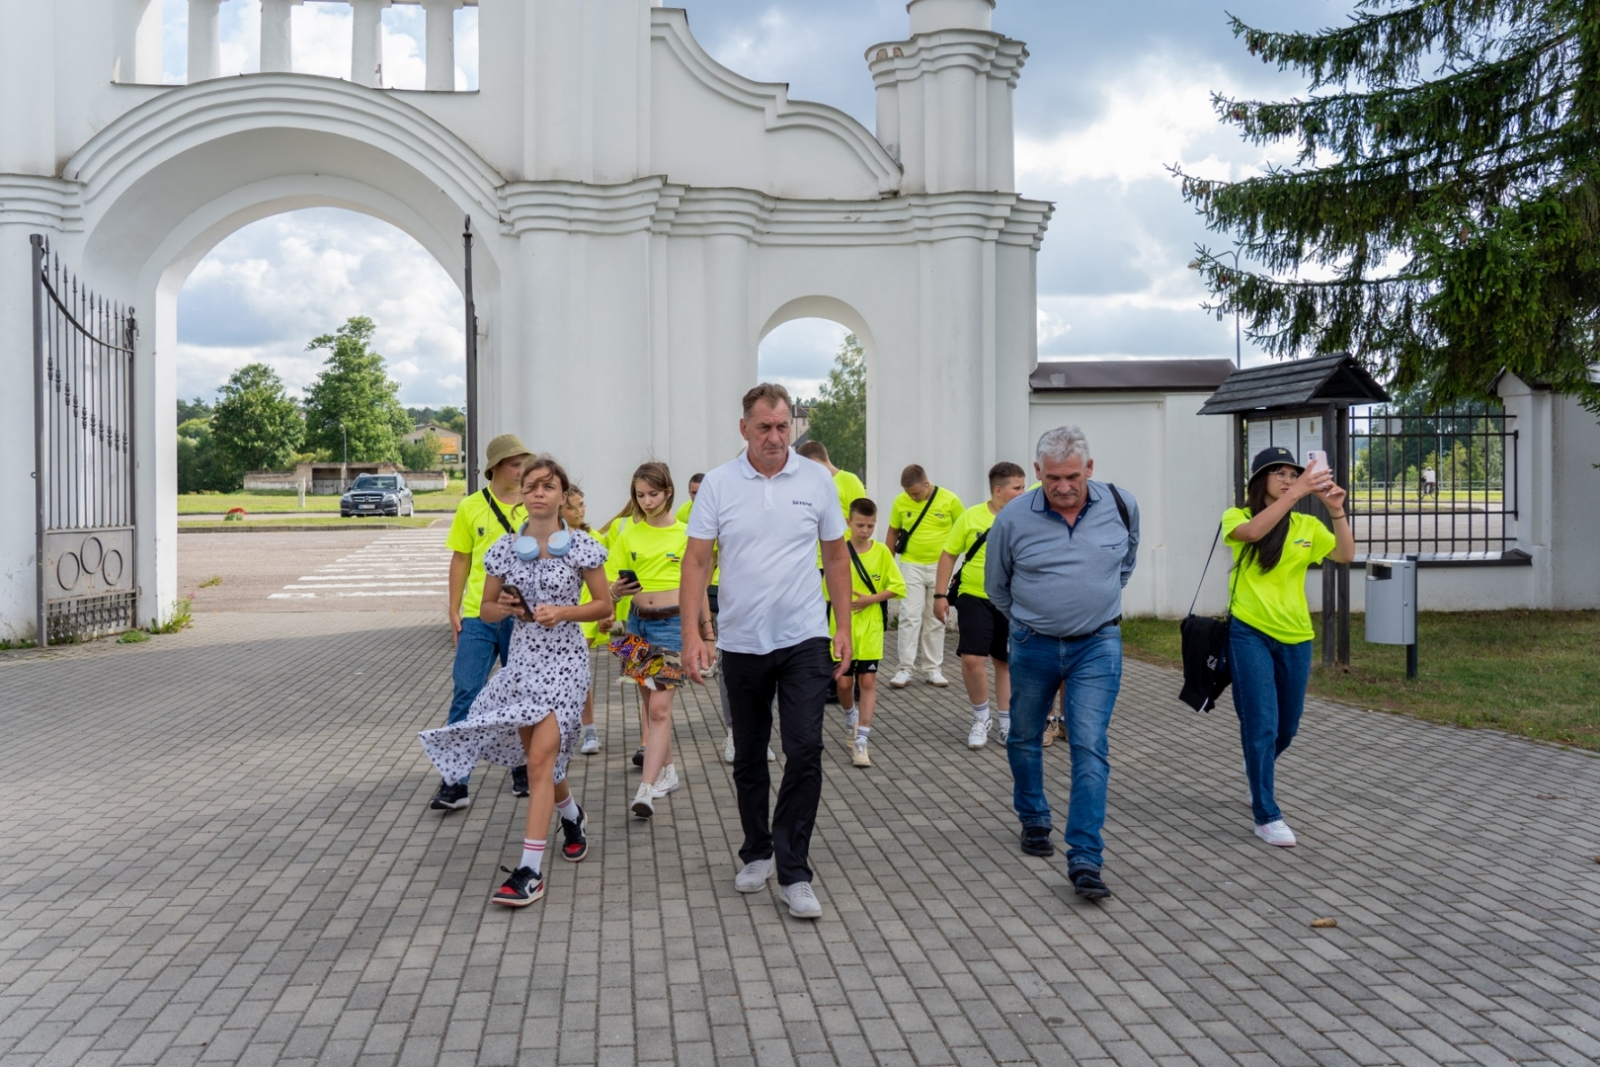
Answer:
[
  {"xmin": 1222, "ymin": 508, "xmax": 1337, "ymax": 643},
  {"xmin": 889, "ymin": 487, "xmax": 963, "ymax": 565},
  {"xmin": 826, "ymin": 540, "xmax": 906, "ymax": 661},
  {"xmin": 613, "ymin": 519, "xmax": 689, "ymax": 593},
  {"xmin": 446, "ymin": 488, "xmax": 528, "ymax": 619},
  {"xmin": 832, "ymin": 469, "xmax": 867, "ymax": 521},
  {"xmin": 945, "ymin": 501, "xmax": 999, "ymax": 600}
]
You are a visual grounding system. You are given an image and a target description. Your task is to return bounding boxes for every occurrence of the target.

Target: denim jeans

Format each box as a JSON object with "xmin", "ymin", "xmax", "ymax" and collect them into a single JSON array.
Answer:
[
  {"xmin": 445, "ymin": 615, "xmax": 515, "ymax": 784},
  {"xmin": 1006, "ymin": 620, "xmax": 1123, "ymax": 873},
  {"xmin": 1228, "ymin": 617, "xmax": 1312, "ymax": 826}
]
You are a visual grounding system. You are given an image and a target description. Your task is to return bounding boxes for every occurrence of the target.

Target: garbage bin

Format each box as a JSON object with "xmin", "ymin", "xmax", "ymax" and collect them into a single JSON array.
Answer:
[{"xmin": 1365, "ymin": 557, "xmax": 1416, "ymax": 646}]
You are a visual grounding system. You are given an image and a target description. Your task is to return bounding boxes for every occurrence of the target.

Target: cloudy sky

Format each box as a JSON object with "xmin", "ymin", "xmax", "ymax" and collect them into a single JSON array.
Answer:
[{"xmin": 172, "ymin": 0, "xmax": 1356, "ymax": 406}]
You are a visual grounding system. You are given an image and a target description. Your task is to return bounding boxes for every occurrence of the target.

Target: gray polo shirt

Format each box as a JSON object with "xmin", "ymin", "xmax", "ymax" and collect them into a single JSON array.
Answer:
[{"xmin": 986, "ymin": 481, "xmax": 1140, "ymax": 638}]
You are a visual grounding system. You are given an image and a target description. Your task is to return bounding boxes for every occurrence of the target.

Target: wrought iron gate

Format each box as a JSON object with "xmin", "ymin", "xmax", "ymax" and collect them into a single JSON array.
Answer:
[{"xmin": 31, "ymin": 235, "xmax": 138, "ymax": 645}]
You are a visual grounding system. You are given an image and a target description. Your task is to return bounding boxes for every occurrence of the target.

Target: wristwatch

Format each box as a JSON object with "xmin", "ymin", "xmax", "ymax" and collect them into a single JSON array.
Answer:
[{"xmin": 933, "ymin": 593, "xmax": 948, "ymax": 600}]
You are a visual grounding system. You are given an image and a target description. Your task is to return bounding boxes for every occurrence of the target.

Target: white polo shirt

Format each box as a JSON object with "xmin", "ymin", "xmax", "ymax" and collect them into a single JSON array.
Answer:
[{"xmin": 687, "ymin": 448, "xmax": 847, "ymax": 655}]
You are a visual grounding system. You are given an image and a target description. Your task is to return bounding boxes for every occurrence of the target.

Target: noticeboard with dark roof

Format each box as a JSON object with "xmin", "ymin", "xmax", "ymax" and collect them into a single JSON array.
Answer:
[
  {"xmin": 1196, "ymin": 353, "xmax": 1389, "ymax": 415},
  {"xmin": 1029, "ymin": 358, "xmax": 1236, "ymax": 393}
]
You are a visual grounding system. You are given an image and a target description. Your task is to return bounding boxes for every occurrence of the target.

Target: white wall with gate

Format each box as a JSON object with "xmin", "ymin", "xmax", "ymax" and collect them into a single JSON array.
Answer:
[{"xmin": 0, "ymin": 0, "xmax": 1051, "ymax": 640}]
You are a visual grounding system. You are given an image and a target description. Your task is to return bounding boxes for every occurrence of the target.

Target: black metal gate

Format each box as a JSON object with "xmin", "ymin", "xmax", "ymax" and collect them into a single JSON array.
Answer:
[{"xmin": 31, "ymin": 235, "xmax": 138, "ymax": 645}]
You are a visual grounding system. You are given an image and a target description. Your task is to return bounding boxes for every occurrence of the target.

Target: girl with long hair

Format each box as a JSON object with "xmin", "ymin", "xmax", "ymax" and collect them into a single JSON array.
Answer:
[
  {"xmin": 1223, "ymin": 447, "xmax": 1355, "ymax": 847},
  {"xmin": 419, "ymin": 456, "xmax": 611, "ymax": 905},
  {"xmin": 564, "ymin": 486, "xmax": 603, "ymax": 755},
  {"xmin": 609, "ymin": 461, "xmax": 712, "ymax": 817}
]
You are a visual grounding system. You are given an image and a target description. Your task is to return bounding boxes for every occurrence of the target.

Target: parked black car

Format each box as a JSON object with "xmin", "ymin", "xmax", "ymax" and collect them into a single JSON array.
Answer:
[{"xmin": 341, "ymin": 474, "xmax": 415, "ymax": 518}]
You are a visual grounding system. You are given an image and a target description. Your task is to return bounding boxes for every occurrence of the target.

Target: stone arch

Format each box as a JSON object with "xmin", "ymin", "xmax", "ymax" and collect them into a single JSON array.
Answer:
[{"xmin": 58, "ymin": 75, "xmax": 512, "ymax": 621}]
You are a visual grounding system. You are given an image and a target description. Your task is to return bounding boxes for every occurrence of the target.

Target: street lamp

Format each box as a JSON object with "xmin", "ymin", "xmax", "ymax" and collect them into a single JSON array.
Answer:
[{"xmin": 1188, "ymin": 248, "xmax": 1245, "ymax": 368}]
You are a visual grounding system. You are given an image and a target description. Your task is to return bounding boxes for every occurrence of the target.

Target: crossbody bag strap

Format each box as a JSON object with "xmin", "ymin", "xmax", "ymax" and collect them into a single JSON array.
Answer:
[
  {"xmin": 904, "ymin": 488, "xmax": 938, "ymax": 540},
  {"xmin": 482, "ymin": 487, "xmax": 516, "ymax": 535},
  {"xmin": 947, "ymin": 528, "xmax": 990, "ymax": 601},
  {"xmin": 1187, "ymin": 523, "xmax": 1223, "ymax": 618},
  {"xmin": 1107, "ymin": 483, "xmax": 1131, "ymax": 530},
  {"xmin": 845, "ymin": 542, "xmax": 889, "ymax": 628}
]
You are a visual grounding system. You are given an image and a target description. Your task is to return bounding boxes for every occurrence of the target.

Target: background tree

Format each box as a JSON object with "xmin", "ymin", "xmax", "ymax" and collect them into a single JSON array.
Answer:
[
  {"xmin": 210, "ymin": 363, "xmax": 304, "ymax": 479},
  {"xmin": 301, "ymin": 317, "xmax": 411, "ymax": 462},
  {"xmin": 177, "ymin": 418, "xmax": 225, "ymax": 493},
  {"xmin": 804, "ymin": 334, "xmax": 867, "ymax": 477},
  {"xmin": 1179, "ymin": 0, "xmax": 1600, "ymax": 419},
  {"xmin": 398, "ymin": 431, "xmax": 443, "ymax": 472}
]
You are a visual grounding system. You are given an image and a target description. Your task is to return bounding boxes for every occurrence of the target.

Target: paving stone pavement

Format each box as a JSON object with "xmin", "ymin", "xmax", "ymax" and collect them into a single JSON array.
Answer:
[{"xmin": 2, "ymin": 611, "xmax": 1598, "ymax": 1067}]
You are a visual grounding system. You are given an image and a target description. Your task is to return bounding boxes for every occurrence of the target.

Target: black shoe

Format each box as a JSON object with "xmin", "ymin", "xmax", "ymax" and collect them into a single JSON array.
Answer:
[
  {"xmin": 510, "ymin": 765, "xmax": 529, "ymax": 797},
  {"xmin": 1021, "ymin": 826, "xmax": 1056, "ymax": 857},
  {"xmin": 559, "ymin": 805, "xmax": 588, "ymax": 862},
  {"xmin": 491, "ymin": 865, "xmax": 544, "ymax": 907},
  {"xmin": 632, "ymin": 746, "xmax": 645, "ymax": 768},
  {"xmin": 429, "ymin": 780, "xmax": 470, "ymax": 812},
  {"xmin": 1070, "ymin": 868, "xmax": 1111, "ymax": 901}
]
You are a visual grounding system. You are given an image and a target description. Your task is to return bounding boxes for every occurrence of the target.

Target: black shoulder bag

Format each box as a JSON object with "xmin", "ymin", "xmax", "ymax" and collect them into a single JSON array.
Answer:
[
  {"xmin": 1177, "ymin": 524, "xmax": 1241, "ymax": 713},
  {"xmin": 829, "ymin": 543, "xmax": 889, "ymax": 628},
  {"xmin": 893, "ymin": 488, "xmax": 938, "ymax": 555}
]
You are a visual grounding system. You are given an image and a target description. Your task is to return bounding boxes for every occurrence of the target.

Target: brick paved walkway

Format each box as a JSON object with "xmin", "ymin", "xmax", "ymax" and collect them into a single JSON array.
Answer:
[{"xmin": 2, "ymin": 612, "xmax": 1598, "ymax": 1067}]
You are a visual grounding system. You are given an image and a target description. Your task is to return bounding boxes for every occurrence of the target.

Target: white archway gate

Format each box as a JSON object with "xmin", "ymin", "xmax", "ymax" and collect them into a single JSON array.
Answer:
[{"xmin": 0, "ymin": 0, "xmax": 1051, "ymax": 640}]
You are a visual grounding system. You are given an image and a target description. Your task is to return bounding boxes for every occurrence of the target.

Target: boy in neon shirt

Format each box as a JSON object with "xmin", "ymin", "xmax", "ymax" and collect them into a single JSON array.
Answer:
[{"xmin": 830, "ymin": 498, "xmax": 905, "ymax": 767}]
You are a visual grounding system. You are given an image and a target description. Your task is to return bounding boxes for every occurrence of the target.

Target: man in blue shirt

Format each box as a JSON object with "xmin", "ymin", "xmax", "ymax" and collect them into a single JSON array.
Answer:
[{"xmin": 986, "ymin": 425, "xmax": 1139, "ymax": 900}]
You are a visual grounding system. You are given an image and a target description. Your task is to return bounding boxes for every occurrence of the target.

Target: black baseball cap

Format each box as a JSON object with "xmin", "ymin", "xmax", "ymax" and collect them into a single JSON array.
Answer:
[{"xmin": 1249, "ymin": 446, "xmax": 1304, "ymax": 483}]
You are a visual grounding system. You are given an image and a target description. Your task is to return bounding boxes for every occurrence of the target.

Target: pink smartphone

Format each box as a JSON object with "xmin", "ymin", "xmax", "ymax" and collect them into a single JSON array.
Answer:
[{"xmin": 1304, "ymin": 450, "xmax": 1328, "ymax": 469}]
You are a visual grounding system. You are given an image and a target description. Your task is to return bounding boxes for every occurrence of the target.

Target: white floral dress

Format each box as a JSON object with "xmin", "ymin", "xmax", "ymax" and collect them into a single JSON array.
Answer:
[{"xmin": 419, "ymin": 530, "xmax": 607, "ymax": 785}]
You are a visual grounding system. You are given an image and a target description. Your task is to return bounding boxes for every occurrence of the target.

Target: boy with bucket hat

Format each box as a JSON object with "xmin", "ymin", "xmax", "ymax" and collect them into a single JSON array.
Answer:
[{"xmin": 429, "ymin": 433, "xmax": 535, "ymax": 811}]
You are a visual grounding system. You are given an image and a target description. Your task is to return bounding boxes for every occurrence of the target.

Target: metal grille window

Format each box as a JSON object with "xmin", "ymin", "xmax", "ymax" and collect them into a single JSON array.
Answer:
[
  {"xmin": 1348, "ymin": 406, "xmax": 1519, "ymax": 561},
  {"xmin": 32, "ymin": 235, "xmax": 139, "ymax": 645}
]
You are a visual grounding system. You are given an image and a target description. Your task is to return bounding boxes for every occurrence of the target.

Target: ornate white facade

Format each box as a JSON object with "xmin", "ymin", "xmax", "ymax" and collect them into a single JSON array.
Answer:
[{"xmin": 0, "ymin": 0, "xmax": 1050, "ymax": 637}]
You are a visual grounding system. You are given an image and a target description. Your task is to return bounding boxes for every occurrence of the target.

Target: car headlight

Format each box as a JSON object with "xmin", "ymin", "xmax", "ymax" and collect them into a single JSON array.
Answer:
[{"xmin": 384, "ymin": 493, "xmax": 397, "ymax": 501}]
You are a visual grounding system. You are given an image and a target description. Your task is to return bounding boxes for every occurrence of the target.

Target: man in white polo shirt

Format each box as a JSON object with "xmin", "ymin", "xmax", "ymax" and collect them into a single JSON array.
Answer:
[{"xmin": 680, "ymin": 383, "xmax": 854, "ymax": 921}]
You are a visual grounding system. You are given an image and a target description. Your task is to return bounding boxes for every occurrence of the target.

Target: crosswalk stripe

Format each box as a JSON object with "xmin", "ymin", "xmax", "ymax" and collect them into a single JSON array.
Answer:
[{"xmin": 272, "ymin": 528, "xmax": 453, "ymax": 600}]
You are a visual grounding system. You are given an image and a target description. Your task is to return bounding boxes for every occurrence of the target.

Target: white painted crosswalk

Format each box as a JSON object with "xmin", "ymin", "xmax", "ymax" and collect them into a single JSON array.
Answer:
[{"xmin": 268, "ymin": 529, "xmax": 452, "ymax": 600}]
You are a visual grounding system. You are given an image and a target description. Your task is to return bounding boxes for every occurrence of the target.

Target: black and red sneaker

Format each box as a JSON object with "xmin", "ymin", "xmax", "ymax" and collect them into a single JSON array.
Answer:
[
  {"xmin": 560, "ymin": 805, "xmax": 588, "ymax": 862},
  {"xmin": 492, "ymin": 865, "xmax": 544, "ymax": 907}
]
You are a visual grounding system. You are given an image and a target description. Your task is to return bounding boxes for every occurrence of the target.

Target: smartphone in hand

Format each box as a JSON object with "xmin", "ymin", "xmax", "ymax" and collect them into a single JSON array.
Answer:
[
  {"xmin": 617, "ymin": 569, "xmax": 640, "ymax": 587},
  {"xmin": 502, "ymin": 584, "xmax": 530, "ymax": 617},
  {"xmin": 1304, "ymin": 449, "xmax": 1328, "ymax": 470}
]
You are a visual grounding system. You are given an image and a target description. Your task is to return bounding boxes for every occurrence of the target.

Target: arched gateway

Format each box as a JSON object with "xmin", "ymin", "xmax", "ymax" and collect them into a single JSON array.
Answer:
[{"xmin": 0, "ymin": 0, "xmax": 1050, "ymax": 640}]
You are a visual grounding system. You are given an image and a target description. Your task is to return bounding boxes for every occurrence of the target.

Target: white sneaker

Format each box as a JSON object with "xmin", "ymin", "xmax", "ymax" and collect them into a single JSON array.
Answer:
[
  {"xmin": 926, "ymin": 669, "xmax": 951, "ymax": 687},
  {"xmin": 967, "ymin": 717, "xmax": 991, "ymax": 749},
  {"xmin": 1254, "ymin": 819, "xmax": 1297, "ymax": 847},
  {"xmin": 723, "ymin": 731, "xmax": 736, "ymax": 764},
  {"xmin": 844, "ymin": 709, "xmax": 859, "ymax": 734},
  {"xmin": 995, "ymin": 719, "xmax": 1010, "ymax": 745},
  {"xmin": 781, "ymin": 882, "xmax": 822, "ymax": 919},
  {"xmin": 735, "ymin": 857, "xmax": 774, "ymax": 893},
  {"xmin": 888, "ymin": 669, "xmax": 913, "ymax": 688},
  {"xmin": 767, "ymin": 745, "xmax": 776, "ymax": 762},
  {"xmin": 580, "ymin": 729, "xmax": 600, "ymax": 755},
  {"xmin": 851, "ymin": 738, "xmax": 871, "ymax": 768},
  {"xmin": 631, "ymin": 781, "xmax": 655, "ymax": 818},
  {"xmin": 652, "ymin": 763, "xmax": 680, "ymax": 798}
]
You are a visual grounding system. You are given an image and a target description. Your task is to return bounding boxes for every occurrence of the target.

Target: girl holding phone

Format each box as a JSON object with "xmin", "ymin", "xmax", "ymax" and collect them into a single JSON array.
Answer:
[
  {"xmin": 1223, "ymin": 446, "xmax": 1355, "ymax": 848},
  {"xmin": 418, "ymin": 456, "xmax": 612, "ymax": 906},
  {"xmin": 610, "ymin": 462, "xmax": 710, "ymax": 817}
]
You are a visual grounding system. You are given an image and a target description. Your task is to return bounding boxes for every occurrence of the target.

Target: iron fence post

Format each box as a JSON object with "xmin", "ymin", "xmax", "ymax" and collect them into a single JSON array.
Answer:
[{"xmin": 32, "ymin": 235, "xmax": 48, "ymax": 646}]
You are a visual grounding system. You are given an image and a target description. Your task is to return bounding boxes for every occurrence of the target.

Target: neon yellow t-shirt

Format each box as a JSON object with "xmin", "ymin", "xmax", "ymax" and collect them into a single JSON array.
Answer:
[
  {"xmin": 615, "ymin": 519, "xmax": 689, "ymax": 593},
  {"xmin": 601, "ymin": 516, "xmax": 633, "ymax": 623},
  {"xmin": 675, "ymin": 499, "xmax": 695, "ymax": 524},
  {"xmin": 889, "ymin": 487, "xmax": 963, "ymax": 565},
  {"xmin": 944, "ymin": 502, "xmax": 1000, "ymax": 600},
  {"xmin": 446, "ymin": 488, "xmax": 527, "ymax": 619},
  {"xmin": 833, "ymin": 470, "xmax": 867, "ymax": 521},
  {"xmin": 827, "ymin": 540, "xmax": 905, "ymax": 661},
  {"xmin": 1223, "ymin": 508, "xmax": 1337, "ymax": 644}
]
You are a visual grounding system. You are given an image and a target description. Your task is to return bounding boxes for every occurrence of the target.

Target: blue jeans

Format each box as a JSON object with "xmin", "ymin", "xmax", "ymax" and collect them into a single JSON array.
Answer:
[
  {"xmin": 1006, "ymin": 620, "xmax": 1123, "ymax": 873},
  {"xmin": 445, "ymin": 615, "xmax": 515, "ymax": 783},
  {"xmin": 1229, "ymin": 618, "xmax": 1312, "ymax": 826},
  {"xmin": 626, "ymin": 611, "xmax": 682, "ymax": 650}
]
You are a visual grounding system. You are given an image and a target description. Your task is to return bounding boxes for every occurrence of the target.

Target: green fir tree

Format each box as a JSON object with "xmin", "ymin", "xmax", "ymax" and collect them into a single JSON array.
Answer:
[{"xmin": 301, "ymin": 317, "xmax": 412, "ymax": 463}]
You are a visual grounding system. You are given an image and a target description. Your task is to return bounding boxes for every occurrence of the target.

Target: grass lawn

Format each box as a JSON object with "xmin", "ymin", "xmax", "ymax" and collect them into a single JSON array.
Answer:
[
  {"xmin": 178, "ymin": 515, "xmax": 440, "ymax": 530},
  {"xmin": 1121, "ymin": 610, "xmax": 1600, "ymax": 751},
  {"xmin": 176, "ymin": 485, "xmax": 467, "ymax": 514}
]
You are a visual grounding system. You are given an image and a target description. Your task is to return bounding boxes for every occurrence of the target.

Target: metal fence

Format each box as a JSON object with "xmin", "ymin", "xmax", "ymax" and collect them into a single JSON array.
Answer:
[
  {"xmin": 1347, "ymin": 405, "xmax": 1517, "ymax": 561},
  {"xmin": 32, "ymin": 235, "xmax": 139, "ymax": 644}
]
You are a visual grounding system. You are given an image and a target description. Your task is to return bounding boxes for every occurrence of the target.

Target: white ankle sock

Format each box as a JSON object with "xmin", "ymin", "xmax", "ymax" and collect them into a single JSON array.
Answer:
[
  {"xmin": 971, "ymin": 701, "xmax": 990, "ymax": 722},
  {"xmin": 582, "ymin": 723, "xmax": 597, "ymax": 738},
  {"xmin": 997, "ymin": 710, "xmax": 1011, "ymax": 729},
  {"xmin": 856, "ymin": 726, "xmax": 871, "ymax": 742},
  {"xmin": 554, "ymin": 795, "xmax": 580, "ymax": 823},
  {"xmin": 520, "ymin": 839, "xmax": 546, "ymax": 874}
]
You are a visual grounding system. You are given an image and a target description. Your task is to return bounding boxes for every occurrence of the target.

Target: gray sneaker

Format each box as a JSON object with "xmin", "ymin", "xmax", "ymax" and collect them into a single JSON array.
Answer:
[
  {"xmin": 734, "ymin": 857, "xmax": 775, "ymax": 893},
  {"xmin": 781, "ymin": 881, "xmax": 822, "ymax": 919}
]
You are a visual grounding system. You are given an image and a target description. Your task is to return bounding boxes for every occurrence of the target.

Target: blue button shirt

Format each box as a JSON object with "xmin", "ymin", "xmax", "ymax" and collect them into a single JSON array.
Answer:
[{"xmin": 986, "ymin": 482, "xmax": 1140, "ymax": 638}]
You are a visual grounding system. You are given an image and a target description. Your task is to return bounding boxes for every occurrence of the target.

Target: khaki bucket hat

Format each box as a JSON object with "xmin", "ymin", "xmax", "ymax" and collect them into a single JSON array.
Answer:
[{"xmin": 484, "ymin": 433, "xmax": 534, "ymax": 473}]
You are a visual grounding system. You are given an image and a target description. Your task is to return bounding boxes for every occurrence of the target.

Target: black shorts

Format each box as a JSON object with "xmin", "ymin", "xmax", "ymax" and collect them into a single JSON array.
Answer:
[
  {"xmin": 954, "ymin": 593, "xmax": 1008, "ymax": 661},
  {"xmin": 847, "ymin": 659, "xmax": 879, "ymax": 677}
]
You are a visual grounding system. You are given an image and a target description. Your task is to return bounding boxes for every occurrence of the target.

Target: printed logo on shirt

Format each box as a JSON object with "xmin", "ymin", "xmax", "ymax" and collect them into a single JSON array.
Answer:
[
  {"xmin": 1293, "ymin": 538, "xmax": 1313, "ymax": 548},
  {"xmin": 665, "ymin": 552, "xmax": 682, "ymax": 564},
  {"xmin": 792, "ymin": 499, "xmax": 813, "ymax": 507}
]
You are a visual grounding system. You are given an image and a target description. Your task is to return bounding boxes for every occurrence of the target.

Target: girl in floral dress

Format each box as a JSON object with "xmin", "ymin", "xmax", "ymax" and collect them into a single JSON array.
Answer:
[{"xmin": 419, "ymin": 456, "xmax": 611, "ymax": 906}]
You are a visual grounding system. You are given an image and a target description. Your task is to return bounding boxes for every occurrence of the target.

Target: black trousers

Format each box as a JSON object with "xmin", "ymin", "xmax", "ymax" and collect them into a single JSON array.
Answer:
[{"xmin": 721, "ymin": 637, "xmax": 832, "ymax": 885}]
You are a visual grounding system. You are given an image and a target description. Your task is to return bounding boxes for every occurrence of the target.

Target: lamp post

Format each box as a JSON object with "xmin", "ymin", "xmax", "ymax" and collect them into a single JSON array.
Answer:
[
  {"xmin": 1189, "ymin": 248, "xmax": 1245, "ymax": 368},
  {"xmin": 341, "ymin": 422, "xmax": 348, "ymax": 464}
]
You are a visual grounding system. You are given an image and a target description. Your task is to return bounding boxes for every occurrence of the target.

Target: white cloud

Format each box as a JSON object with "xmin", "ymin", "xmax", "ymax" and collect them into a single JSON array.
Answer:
[{"xmin": 759, "ymin": 318, "xmax": 851, "ymax": 402}]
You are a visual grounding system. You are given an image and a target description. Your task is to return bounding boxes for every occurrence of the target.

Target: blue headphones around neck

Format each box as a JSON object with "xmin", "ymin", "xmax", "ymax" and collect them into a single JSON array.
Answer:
[{"xmin": 515, "ymin": 519, "xmax": 572, "ymax": 561}]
